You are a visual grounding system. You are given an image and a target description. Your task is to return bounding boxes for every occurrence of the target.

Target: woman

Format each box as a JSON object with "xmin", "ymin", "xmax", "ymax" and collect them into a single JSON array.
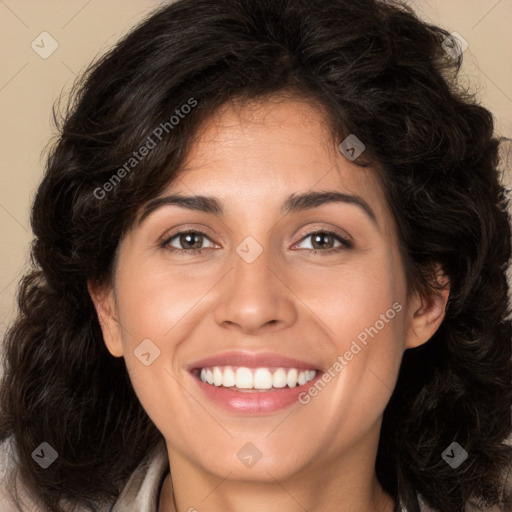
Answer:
[{"xmin": 1, "ymin": 0, "xmax": 511, "ymax": 511}]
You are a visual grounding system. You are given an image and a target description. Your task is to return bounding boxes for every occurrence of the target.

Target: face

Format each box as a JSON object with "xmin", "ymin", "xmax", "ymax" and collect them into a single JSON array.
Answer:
[{"xmin": 90, "ymin": 95, "xmax": 447, "ymax": 491}]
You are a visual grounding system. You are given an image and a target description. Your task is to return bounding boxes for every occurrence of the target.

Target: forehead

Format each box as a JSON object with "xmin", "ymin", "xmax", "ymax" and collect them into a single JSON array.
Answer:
[
  {"xmin": 135, "ymin": 96, "xmax": 396, "ymax": 242},
  {"xmin": 185, "ymin": 98, "xmax": 370, "ymax": 179},
  {"xmin": 170, "ymin": 97, "xmax": 391, "ymax": 223}
]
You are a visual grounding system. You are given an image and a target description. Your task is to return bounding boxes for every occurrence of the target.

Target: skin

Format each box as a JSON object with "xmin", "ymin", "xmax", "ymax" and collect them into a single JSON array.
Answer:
[{"xmin": 89, "ymin": 94, "xmax": 449, "ymax": 512}]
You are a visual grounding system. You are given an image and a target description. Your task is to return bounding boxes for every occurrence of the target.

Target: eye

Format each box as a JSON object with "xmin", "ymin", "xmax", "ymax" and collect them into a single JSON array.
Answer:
[
  {"xmin": 160, "ymin": 228, "xmax": 353, "ymax": 256},
  {"xmin": 294, "ymin": 229, "xmax": 353, "ymax": 255},
  {"xmin": 161, "ymin": 230, "xmax": 215, "ymax": 255}
]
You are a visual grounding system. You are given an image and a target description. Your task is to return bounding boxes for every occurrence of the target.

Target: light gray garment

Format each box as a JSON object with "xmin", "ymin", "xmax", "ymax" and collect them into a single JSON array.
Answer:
[
  {"xmin": 0, "ymin": 436, "xmax": 504, "ymax": 512},
  {"xmin": 0, "ymin": 437, "xmax": 170, "ymax": 512}
]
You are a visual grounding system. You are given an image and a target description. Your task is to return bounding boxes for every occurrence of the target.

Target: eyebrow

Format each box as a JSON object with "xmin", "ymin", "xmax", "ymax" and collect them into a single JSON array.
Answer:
[{"xmin": 138, "ymin": 190, "xmax": 377, "ymax": 226}]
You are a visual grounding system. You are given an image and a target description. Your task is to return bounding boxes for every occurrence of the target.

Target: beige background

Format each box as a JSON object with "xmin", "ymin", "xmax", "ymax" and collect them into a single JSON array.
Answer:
[{"xmin": 1, "ymin": 0, "xmax": 512, "ymax": 338}]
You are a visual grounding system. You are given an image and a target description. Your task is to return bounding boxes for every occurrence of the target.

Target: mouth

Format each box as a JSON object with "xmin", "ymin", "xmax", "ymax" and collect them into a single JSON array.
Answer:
[{"xmin": 187, "ymin": 351, "xmax": 323, "ymax": 414}]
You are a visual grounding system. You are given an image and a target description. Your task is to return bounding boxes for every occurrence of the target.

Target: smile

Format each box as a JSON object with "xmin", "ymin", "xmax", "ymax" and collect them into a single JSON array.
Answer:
[{"xmin": 187, "ymin": 351, "xmax": 324, "ymax": 414}]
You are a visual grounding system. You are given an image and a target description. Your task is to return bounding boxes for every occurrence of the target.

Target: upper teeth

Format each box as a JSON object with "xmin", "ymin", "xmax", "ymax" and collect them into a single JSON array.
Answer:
[{"xmin": 199, "ymin": 366, "xmax": 317, "ymax": 389}]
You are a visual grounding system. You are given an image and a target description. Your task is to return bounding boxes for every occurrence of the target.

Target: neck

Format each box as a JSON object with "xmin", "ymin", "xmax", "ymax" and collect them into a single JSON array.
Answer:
[
  {"xmin": 159, "ymin": 471, "xmax": 396, "ymax": 512},
  {"xmin": 158, "ymin": 432, "xmax": 397, "ymax": 512}
]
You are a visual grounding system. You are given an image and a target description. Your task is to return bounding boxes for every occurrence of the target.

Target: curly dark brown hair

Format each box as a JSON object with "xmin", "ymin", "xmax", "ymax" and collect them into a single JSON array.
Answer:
[{"xmin": 1, "ymin": 0, "xmax": 511, "ymax": 511}]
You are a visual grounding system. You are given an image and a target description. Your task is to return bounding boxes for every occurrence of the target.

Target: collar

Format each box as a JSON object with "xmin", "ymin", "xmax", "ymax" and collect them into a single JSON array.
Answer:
[
  {"xmin": 110, "ymin": 439, "xmax": 424, "ymax": 512},
  {"xmin": 111, "ymin": 438, "xmax": 170, "ymax": 512}
]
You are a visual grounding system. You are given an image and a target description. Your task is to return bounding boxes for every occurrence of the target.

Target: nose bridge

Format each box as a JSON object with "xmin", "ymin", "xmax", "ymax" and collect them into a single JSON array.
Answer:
[
  {"xmin": 234, "ymin": 234, "xmax": 274, "ymax": 288},
  {"xmin": 213, "ymin": 234, "xmax": 296, "ymax": 332}
]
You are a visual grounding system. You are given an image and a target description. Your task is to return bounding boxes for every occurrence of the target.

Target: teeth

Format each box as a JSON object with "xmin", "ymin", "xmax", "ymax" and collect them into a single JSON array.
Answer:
[
  {"xmin": 235, "ymin": 367, "xmax": 253, "ymax": 389},
  {"xmin": 272, "ymin": 368, "xmax": 287, "ymax": 388},
  {"xmin": 287, "ymin": 368, "xmax": 298, "ymax": 388},
  {"xmin": 254, "ymin": 368, "xmax": 272, "ymax": 389},
  {"xmin": 213, "ymin": 367, "xmax": 223, "ymax": 386},
  {"xmin": 198, "ymin": 366, "xmax": 317, "ymax": 390},
  {"xmin": 223, "ymin": 367, "xmax": 236, "ymax": 387}
]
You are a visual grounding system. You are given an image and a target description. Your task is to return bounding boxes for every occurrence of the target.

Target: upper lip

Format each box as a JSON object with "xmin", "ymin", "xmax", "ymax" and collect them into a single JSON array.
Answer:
[{"xmin": 187, "ymin": 351, "xmax": 321, "ymax": 371}]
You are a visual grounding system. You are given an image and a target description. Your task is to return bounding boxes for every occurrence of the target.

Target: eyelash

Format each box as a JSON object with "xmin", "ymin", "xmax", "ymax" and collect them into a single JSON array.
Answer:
[{"xmin": 159, "ymin": 228, "xmax": 353, "ymax": 256}]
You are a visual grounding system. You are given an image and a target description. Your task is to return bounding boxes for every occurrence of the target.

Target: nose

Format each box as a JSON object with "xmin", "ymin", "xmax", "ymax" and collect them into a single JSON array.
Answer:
[{"xmin": 213, "ymin": 240, "xmax": 297, "ymax": 335}]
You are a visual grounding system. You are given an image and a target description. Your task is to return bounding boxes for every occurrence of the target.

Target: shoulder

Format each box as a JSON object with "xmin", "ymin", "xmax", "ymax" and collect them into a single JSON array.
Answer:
[
  {"xmin": 0, "ymin": 437, "xmax": 112, "ymax": 512},
  {"xmin": 0, "ymin": 436, "xmax": 39, "ymax": 512},
  {"xmin": 0, "ymin": 435, "xmax": 168, "ymax": 512},
  {"xmin": 111, "ymin": 438, "xmax": 169, "ymax": 511}
]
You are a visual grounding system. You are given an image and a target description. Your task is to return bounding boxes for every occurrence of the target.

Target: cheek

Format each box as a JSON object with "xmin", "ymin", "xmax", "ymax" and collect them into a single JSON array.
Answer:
[
  {"xmin": 115, "ymin": 256, "xmax": 213, "ymax": 342},
  {"xmin": 297, "ymin": 252, "xmax": 407, "ymax": 399},
  {"xmin": 112, "ymin": 259, "xmax": 193, "ymax": 436},
  {"xmin": 294, "ymin": 254, "xmax": 403, "ymax": 344},
  {"xmin": 111, "ymin": 257, "xmax": 221, "ymax": 421}
]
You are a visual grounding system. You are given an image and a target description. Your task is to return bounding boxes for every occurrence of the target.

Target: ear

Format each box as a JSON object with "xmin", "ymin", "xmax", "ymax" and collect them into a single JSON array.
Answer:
[
  {"xmin": 87, "ymin": 280, "xmax": 124, "ymax": 357},
  {"xmin": 404, "ymin": 267, "xmax": 450, "ymax": 349}
]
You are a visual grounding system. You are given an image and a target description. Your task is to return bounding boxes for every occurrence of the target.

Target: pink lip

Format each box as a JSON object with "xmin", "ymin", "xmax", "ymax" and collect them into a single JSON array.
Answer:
[
  {"xmin": 187, "ymin": 351, "xmax": 323, "ymax": 415},
  {"xmin": 191, "ymin": 373, "xmax": 323, "ymax": 415},
  {"xmin": 187, "ymin": 350, "xmax": 320, "ymax": 371}
]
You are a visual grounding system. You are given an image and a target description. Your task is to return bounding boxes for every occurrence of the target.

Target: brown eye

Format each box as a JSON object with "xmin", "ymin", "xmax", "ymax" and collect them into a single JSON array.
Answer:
[
  {"xmin": 162, "ymin": 230, "xmax": 214, "ymax": 253},
  {"xmin": 295, "ymin": 230, "xmax": 353, "ymax": 254},
  {"xmin": 310, "ymin": 232, "xmax": 337, "ymax": 250}
]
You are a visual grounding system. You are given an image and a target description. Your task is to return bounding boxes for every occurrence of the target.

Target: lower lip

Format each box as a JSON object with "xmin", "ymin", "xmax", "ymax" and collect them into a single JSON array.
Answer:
[{"xmin": 191, "ymin": 371, "xmax": 323, "ymax": 415}]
